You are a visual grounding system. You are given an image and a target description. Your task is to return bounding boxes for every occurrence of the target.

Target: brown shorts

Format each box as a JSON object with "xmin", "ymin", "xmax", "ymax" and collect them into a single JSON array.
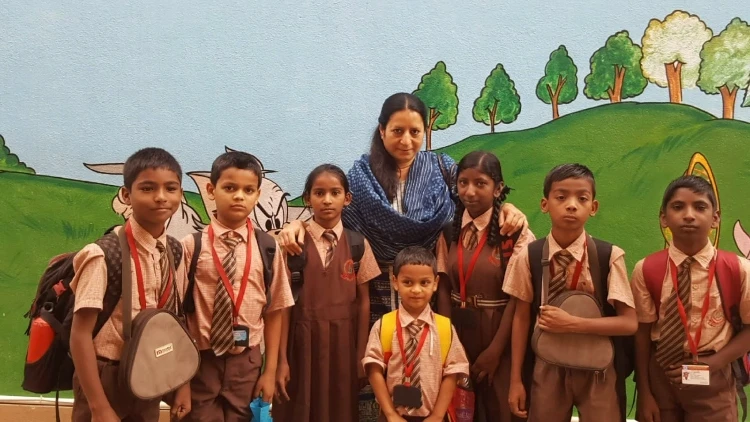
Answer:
[
  {"xmin": 648, "ymin": 352, "xmax": 737, "ymax": 422},
  {"xmin": 72, "ymin": 358, "xmax": 161, "ymax": 422},
  {"xmin": 184, "ymin": 347, "xmax": 263, "ymax": 422}
]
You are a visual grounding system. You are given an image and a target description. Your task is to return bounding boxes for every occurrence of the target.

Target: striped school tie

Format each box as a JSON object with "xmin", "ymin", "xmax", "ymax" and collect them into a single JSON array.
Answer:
[
  {"xmin": 322, "ymin": 229, "xmax": 337, "ymax": 268},
  {"xmin": 549, "ymin": 250, "xmax": 574, "ymax": 300},
  {"xmin": 156, "ymin": 241, "xmax": 175, "ymax": 313},
  {"xmin": 462, "ymin": 223, "xmax": 479, "ymax": 250},
  {"xmin": 210, "ymin": 233, "xmax": 240, "ymax": 356},
  {"xmin": 656, "ymin": 257, "xmax": 694, "ymax": 368},
  {"xmin": 405, "ymin": 321, "xmax": 424, "ymax": 414}
]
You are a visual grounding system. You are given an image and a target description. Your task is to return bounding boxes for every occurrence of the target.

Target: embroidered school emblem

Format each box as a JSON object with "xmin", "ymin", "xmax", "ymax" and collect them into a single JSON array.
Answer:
[
  {"xmin": 488, "ymin": 246, "xmax": 503, "ymax": 267},
  {"xmin": 341, "ymin": 258, "xmax": 356, "ymax": 281}
]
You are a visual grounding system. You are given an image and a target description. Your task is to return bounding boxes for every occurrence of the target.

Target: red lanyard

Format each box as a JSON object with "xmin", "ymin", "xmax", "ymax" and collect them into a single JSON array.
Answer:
[
  {"xmin": 208, "ymin": 220, "xmax": 253, "ymax": 323},
  {"xmin": 124, "ymin": 222, "xmax": 172, "ymax": 310},
  {"xmin": 549, "ymin": 239, "xmax": 586, "ymax": 290},
  {"xmin": 457, "ymin": 227, "xmax": 489, "ymax": 307},
  {"xmin": 671, "ymin": 255, "xmax": 716, "ymax": 362},
  {"xmin": 395, "ymin": 310, "xmax": 430, "ymax": 386}
]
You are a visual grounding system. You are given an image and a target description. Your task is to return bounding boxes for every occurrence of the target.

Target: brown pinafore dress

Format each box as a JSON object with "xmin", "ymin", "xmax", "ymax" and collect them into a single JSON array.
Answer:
[
  {"xmin": 275, "ymin": 232, "xmax": 360, "ymax": 422},
  {"xmin": 448, "ymin": 230, "xmax": 521, "ymax": 422}
]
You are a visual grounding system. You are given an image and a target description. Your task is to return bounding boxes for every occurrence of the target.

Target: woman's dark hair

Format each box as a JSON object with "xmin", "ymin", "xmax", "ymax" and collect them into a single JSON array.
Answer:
[
  {"xmin": 302, "ymin": 164, "xmax": 350, "ymax": 201},
  {"xmin": 452, "ymin": 151, "xmax": 511, "ymax": 247},
  {"xmin": 369, "ymin": 92, "xmax": 428, "ymax": 201}
]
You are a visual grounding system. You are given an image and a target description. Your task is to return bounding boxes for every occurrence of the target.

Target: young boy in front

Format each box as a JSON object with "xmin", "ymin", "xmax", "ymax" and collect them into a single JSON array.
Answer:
[
  {"xmin": 180, "ymin": 151, "xmax": 293, "ymax": 422},
  {"xmin": 70, "ymin": 147, "xmax": 191, "ymax": 421},
  {"xmin": 363, "ymin": 246, "xmax": 469, "ymax": 422},
  {"xmin": 504, "ymin": 163, "xmax": 637, "ymax": 422},
  {"xmin": 632, "ymin": 175, "xmax": 750, "ymax": 422}
]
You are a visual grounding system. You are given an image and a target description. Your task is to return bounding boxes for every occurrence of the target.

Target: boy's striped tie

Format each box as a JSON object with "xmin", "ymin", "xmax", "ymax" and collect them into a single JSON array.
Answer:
[
  {"xmin": 211, "ymin": 233, "xmax": 240, "ymax": 356},
  {"xmin": 549, "ymin": 250, "xmax": 573, "ymax": 300},
  {"xmin": 405, "ymin": 321, "xmax": 424, "ymax": 414},
  {"xmin": 156, "ymin": 241, "xmax": 175, "ymax": 313},
  {"xmin": 656, "ymin": 257, "xmax": 693, "ymax": 368}
]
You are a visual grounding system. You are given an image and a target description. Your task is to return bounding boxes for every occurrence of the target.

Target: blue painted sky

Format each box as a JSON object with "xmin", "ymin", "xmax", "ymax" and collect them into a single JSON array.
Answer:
[{"xmin": 0, "ymin": 0, "xmax": 747, "ymax": 196}]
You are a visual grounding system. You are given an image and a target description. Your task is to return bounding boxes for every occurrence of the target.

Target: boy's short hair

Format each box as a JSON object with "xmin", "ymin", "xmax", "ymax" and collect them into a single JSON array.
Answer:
[
  {"xmin": 123, "ymin": 147, "xmax": 182, "ymax": 189},
  {"xmin": 210, "ymin": 151, "xmax": 263, "ymax": 185},
  {"xmin": 543, "ymin": 163, "xmax": 596, "ymax": 198},
  {"xmin": 393, "ymin": 246, "xmax": 437, "ymax": 276},
  {"xmin": 661, "ymin": 175, "xmax": 717, "ymax": 212}
]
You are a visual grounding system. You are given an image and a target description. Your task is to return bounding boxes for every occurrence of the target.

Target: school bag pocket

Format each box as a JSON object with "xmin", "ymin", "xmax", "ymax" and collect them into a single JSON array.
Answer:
[
  {"xmin": 23, "ymin": 310, "xmax": 75, "ymax": 393},
  {"xmin": 532, "ymin": 290, "xmax": 614, "ymax": 371},
  {"xmin": 119, "ymin": 309, "xmax": 199, "ymax": 400}
]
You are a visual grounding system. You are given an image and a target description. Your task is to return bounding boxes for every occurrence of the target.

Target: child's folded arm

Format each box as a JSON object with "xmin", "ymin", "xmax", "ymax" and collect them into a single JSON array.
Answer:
[{"xmin": 539, "ymin": 301, "xmax": 637, "ymax": 336}]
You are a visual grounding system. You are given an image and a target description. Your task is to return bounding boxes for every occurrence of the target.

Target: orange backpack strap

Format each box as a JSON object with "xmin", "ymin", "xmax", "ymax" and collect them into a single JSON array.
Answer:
[{"xmin": 642, "ymin": 249, "xmax": 670, "ymax": 315}]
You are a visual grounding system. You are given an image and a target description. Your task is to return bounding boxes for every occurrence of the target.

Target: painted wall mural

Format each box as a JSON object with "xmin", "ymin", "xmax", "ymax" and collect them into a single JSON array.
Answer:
[{"xmin": 1, "ymin": 4, "xmax": 750, "ymax": 404}]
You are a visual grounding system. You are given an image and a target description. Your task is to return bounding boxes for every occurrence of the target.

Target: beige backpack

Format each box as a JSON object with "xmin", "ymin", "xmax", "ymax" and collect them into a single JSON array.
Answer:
[
  {"xmin": 117, "ymin": 229, "xmax": 200, "ymax": 400},
  {"xmin": 531, "ymin": 238, "xmax": 614, "ymax": 371}
]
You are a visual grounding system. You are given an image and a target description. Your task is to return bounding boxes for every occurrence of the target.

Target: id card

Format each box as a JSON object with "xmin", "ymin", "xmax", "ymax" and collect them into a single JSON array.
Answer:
[
  {"xmin": 682, "ymin": 364, "xmax": 710, "ymax": 386},
  {"xmin": 392, "ymin": 384, "xmax": 422, "ymax": 408},
  {"xmin": 233, "ymin": 325, "xmax": 249, "ymax": 347}
]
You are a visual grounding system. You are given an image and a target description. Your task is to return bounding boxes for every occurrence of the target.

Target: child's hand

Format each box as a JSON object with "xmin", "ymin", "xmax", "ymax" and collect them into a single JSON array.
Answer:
[
  {"xmin": 537, "ymin": 305, "xmax": 578, "ymax": 333},
  {"xmin": 277, "ymin": 220, "xmax": 306, "ymax": 255},
  {"xmin": 275, "ymin": 360, "xmax": 291, "ymax": 402},
  {"xmin": 637, "ymin": 390, "xmax": 661, "ymax": 422},
  {"xmin": 170, "ymin": 383, "xmax": 191, "ymax": 421},
  {"xmin": 385, "ymin": 413, "xmax": 408, "ymax": 422},
  {"xmin": 508, "ymin": 380, "xmax": 528, "ymax": 418},
  {"xmin": 92, "ymin": 405, "xmax": 120, "ymax": 422},
  {"xmin": 499, "ymin": 202, "xmax": 527, "ymax": 236},
  {"xmin": 471, "ymin": 348, "xmax": 501, "ymax": 385},
  {"xmin": 253, "ymin": 371, "xmax": 276, "ymax": 403},
  {"xmin": 424, "ymin": 415, "xmax": 444, "ymax": 422}
]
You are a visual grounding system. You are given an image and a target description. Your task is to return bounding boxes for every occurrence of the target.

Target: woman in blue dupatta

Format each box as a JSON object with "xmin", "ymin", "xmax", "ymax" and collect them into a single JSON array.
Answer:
[
  {"xmin": 279, "ymin": 92, "xmax": 526, "ymax": 321},
  {"xmin": 277, "ymin": 93, "xmax": 527, "ymax": 420}
]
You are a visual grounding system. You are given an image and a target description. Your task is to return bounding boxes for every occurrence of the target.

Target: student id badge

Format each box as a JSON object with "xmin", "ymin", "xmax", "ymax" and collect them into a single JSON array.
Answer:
[
  {"xmin": 392, "ymin": 384, "xmax": 423, "ymax": 408},
  {"xmin": 682, "ymin": 364, "xmax": 710, "ymax": 386},
  {"xmin": 233, "ymin": 325, "xmax": 249, "ymax": 347}
]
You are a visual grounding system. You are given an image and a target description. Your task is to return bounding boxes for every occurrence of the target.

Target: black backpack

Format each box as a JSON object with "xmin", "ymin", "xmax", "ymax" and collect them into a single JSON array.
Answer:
[
  {"xmin": 526, "ymin": 237, "xmax": 634, "ymax": 422},
  {"xmin": 183, "ymin": 228, "xmax": 278, "ymax": 313},
  {"xmin": 286, "ymin": 228, "xmax": 365, "ymax": 301},
  {"xmin": 22, "ymin": 226, "xmax": 182, "ymax": 399}
]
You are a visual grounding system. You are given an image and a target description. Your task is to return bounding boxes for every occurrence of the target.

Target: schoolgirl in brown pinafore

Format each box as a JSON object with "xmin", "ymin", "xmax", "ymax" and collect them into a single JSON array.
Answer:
[
  {"xmin": 274, "ymin": 164, "xmax": 381, "ymax": 422},
  {"xmin": 438, "ymin": 151, "xmax": 534, "ymax": 422}
]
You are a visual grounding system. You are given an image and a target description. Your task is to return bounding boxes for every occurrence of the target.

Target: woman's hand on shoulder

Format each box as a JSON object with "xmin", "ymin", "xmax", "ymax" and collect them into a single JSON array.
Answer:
[
  {"xmin": 499, "ymin": 202, "xmax": 527, "ymax": 236},
  {"xmin": 277, "ymin": 220, "xmax": 307, "ymax": 255}
]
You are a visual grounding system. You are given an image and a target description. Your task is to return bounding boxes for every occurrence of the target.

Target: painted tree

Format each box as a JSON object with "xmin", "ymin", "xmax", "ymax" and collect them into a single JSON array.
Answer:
[
  {"xmin": 413, "ymin": 61, "xmax": 459, "ymax": 150},
  {"xmin": 536, "ymin": 45, "xmax": 578, "ymax": 119},
  {"xmin": 584, "ymin": 31, "xmax": 647, "ymax": 103},
  {"xmin": 641, "ymin": 10, "xmax": 712, "ymax": 103},
  {"xmin": 0, "ymin": 134, "xmax": 35, "ymax": 174},
  {"xmin": 697, "ymin": 18, "xmax": 750, "ymax": 119},
  {"xmin": 472, "ymin": 64, "xmax": 521, "ymax": 132}
]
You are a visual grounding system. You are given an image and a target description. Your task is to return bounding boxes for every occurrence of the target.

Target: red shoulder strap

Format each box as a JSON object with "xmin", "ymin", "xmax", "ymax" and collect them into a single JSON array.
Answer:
[
  {"xmin": 643, "ymin": 250, "xmax": 670, "ymax": 315},
  {"xmin": 716, "ymin": 250, "xmax": 742, "ymax": 322}
]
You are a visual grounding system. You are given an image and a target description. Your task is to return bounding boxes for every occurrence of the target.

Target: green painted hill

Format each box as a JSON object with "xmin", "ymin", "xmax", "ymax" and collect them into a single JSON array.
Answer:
[{"xmin": 438, "ymin": 102, "xmax": 750, "ymax": 266}]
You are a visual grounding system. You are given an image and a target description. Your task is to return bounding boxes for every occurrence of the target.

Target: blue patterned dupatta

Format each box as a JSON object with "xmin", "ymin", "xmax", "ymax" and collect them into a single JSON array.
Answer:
[{"xmin": 343, "ymin": 151, "xmax": 456, "ymax": 263}]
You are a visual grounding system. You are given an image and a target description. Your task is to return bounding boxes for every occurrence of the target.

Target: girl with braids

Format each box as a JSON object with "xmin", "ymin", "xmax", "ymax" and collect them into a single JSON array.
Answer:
[{"xmin": 436, "ymin": 151, "xmax": 535, "ymax": 422}]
